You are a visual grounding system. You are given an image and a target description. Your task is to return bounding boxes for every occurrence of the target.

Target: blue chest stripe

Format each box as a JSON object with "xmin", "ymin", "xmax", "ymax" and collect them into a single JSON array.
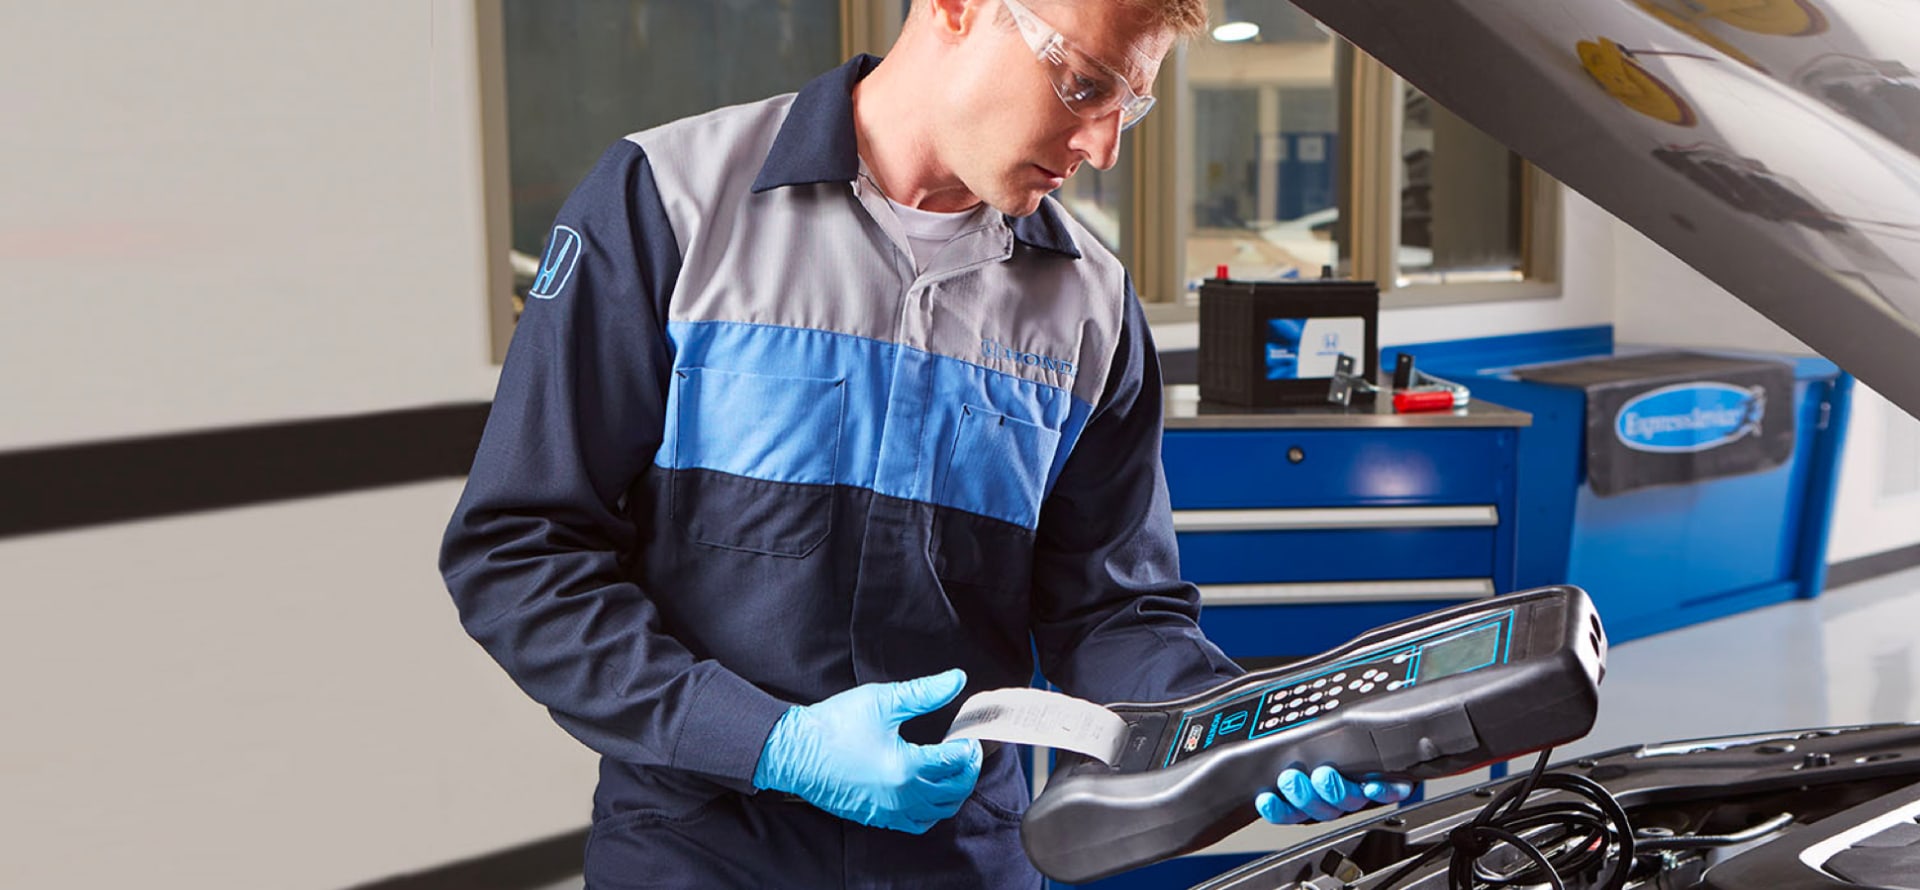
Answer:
[{"xmin": 657, "ymin": 321, "xmax": 1094, "ymax": 529}]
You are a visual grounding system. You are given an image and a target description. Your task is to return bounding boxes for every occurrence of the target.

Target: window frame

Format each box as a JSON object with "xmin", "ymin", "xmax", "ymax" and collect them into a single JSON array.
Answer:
[
  {"xmin": 477, "ymin": 0, "xmax": 515, "ymax": 364},
  {"xmin": 476, "ymin": 4, "xmax": 1564, "ymax": 355},
  {"xmin": 1360, "ymin": 59, "xmax": 1561, "ymax": 309},
  {"xmin": 1137, "ymin": 40, "xmax": 1562, "ymax": 317}
]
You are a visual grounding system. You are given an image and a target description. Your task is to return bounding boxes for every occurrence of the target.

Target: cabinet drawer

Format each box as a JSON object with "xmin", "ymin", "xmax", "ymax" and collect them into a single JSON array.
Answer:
[
  {"xmin": 1162, "ymin": 428, "xmax": 1511, "ymax": 509},
  {"xmin": 1177, "ymin": 526, "xmax": 1496, "ymax": 583},
  {"xmin": 1199, "ymin": 599, "xmax": 1487, "ymax": 662}
]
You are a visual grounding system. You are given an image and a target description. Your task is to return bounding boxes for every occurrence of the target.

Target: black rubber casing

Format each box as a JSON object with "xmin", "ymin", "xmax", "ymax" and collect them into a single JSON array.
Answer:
[{"xmin": 1021, "ymin": 585, "xmax": 1606, "ymax": 883}]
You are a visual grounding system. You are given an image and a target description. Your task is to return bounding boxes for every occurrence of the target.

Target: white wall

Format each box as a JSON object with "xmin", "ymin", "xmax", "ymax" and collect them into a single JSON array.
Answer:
[
  {"xmin": 1610, "ymin": 221, "xmax": 1812, "ymax": 355},
  {"xmin": 0, "ymin": 3, "xmax": 593, "ymax": 889},
  {"xmin": 0, "ymin": 483, "xmax": 597, "ymax": 890},
  {"xmin": 0, "ymin": 0, "xmax": 502, "ymax": 451},
  {"xmin": 1829, "ymin": 385, "xmax": 1920, "ymax": 562}
]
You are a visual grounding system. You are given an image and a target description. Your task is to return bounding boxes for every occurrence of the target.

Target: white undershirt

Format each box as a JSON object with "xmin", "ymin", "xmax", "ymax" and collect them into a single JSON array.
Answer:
[{"xmin": 884, "ymin": 195, "xmax": 985, "ymax": 273}]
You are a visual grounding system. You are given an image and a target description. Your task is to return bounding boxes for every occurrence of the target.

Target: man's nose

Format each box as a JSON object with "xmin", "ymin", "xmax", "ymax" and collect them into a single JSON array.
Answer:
[{"xmin": 1071, "ymin": 109, "xmax": 1124, "ymax": 172}]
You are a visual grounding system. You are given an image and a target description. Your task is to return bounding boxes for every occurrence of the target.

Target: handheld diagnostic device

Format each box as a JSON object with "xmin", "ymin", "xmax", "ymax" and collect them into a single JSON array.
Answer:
[{"xmin": 1014, "ymin": 585, "xmax": 1605, "ymax": 883}]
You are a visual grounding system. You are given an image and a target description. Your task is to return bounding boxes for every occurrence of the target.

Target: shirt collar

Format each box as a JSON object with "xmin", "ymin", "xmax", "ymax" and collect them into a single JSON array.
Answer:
[
  {"xmin": 751, "ymin": 54, "xmax": 1082, "ymax": 260},
  {"xmin": 1007, "ymin": 200, "xmax": 1083, "ymax": 259}
]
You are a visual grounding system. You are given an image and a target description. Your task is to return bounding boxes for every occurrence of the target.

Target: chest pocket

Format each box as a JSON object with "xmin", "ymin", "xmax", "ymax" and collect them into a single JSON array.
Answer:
[
  {"xmin": 939, "ymin": 405, "xmax": 1061, "ymax": 529},
  {"xmin": 930, "ymin": 405, "xmax": 1061, "ymax": 591},
  {"xmin": 668, "ymin": 367, "xmax": 845, "ymax": 558}
]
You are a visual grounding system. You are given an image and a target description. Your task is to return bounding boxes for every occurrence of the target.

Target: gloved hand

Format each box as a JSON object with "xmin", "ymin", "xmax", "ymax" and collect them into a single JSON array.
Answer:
[
  {"xmin": 752, "ymin": 668, "xmax": 983, "ymax": 834},
  {"xmin": 1255, "ymin": 765, "xmax": 1414, "ymax": 824}
]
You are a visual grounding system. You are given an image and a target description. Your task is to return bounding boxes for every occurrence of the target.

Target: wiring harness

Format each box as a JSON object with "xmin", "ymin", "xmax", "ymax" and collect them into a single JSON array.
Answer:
[{"xmin": 1375, "ymin": 750, "xmax": 1637, "ymax": 890}]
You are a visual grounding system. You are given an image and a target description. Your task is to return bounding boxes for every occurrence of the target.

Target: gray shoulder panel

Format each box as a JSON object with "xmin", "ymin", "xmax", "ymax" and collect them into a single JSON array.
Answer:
[{"xmin": 635, "ymin": 99, "xmax": 1128, "ymax": 407}]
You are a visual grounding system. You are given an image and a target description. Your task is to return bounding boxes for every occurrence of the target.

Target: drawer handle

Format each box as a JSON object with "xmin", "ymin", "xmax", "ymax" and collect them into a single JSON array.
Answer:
[
  {"xmin": 1172, "ymin": 505, "xmax": 1498, "ymax": 532},
  {"xmin": 1198, "ymin": 579, "xmax": 1495, "ymax": 605}
]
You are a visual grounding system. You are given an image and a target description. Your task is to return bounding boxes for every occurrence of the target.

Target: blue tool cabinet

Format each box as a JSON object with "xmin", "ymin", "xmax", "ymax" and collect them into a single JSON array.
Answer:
[
  {"xmin": 1381, "ymin": 327, "xmax": 1854, "ymax": 644},
  {"xmin": 1160, "ymin": 385, "xmax": 1531, "ymax": 666},
  {"xmin": 1047, "ymin": 387, "xmax": 1532, "ymax": 889}
]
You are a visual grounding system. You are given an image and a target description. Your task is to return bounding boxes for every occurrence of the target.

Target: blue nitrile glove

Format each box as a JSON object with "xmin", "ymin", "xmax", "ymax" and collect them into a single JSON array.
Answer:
[
  {"xmin": 752, "ymin": 668, "xmax": 984, "ymax": 834},
  {"xmin": 1255, "ymin": 765, "xmax": 1414, "ymax": 824}
]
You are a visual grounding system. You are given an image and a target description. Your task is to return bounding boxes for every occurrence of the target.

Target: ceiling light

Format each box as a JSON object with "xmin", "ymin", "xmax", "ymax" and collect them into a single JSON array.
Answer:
[{"xmin": 1212, "ymin": 21, "xmax": 1260, "ymax": 42}]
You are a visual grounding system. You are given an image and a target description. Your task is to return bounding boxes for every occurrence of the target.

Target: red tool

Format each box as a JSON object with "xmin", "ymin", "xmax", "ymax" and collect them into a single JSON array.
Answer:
[{"xmin": 1393, "ymin": 389, "xmax": 1456, "ymax": 413}]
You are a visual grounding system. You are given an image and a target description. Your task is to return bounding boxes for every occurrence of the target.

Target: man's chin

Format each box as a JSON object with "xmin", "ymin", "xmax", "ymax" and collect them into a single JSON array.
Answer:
[{"xmin": 988, "ymin": 192, "xmax": 1048, "ymax": 219}]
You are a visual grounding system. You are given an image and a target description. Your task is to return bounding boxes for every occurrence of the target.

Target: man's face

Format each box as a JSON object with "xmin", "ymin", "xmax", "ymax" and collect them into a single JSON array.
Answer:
[{"xmin": 938, "ymin": 0, "xmax": 1173, "ymax": 218}]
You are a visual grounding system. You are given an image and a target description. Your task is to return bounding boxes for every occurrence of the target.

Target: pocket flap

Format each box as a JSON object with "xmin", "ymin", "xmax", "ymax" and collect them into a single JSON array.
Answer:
[{"xmin": 939, "ymin": 405, "xmax": 1062, "ymax": 529}]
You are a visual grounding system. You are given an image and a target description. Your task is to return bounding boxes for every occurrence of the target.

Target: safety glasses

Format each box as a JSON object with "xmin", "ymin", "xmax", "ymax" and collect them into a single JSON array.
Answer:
[{"xmin": 999, "ymin": 0, "xmax": 1157, "ymax": 131}]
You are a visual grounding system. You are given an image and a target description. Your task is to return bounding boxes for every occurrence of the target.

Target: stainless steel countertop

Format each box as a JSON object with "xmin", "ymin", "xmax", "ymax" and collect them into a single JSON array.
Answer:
[{"xmin": 1163, "ymin": 384, "xmax": 1531, "ymax": 430}]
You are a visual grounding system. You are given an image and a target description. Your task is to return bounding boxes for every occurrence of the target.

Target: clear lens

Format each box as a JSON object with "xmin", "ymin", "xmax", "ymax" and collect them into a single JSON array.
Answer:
[
  {"xmin": 1003, "ymin": 0, "xmax": 1154, "ymax": 130},
  {"xmin": 1045, "ymin": 39, "xmax": 1155, "ymax": 129}
]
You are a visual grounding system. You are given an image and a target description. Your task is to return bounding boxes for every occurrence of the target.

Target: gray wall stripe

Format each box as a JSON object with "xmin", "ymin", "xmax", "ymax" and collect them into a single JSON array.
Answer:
[{"xmin": 0, "ymin": 403, "xmax": 490, "ymax": 539}]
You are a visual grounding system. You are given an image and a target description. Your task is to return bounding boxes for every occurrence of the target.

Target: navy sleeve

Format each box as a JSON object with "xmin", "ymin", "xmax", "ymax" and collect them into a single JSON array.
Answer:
[
  {"xmin": 439, "ymin": 141, "xmax": 791, "ymax": 789},
  {"xmin": 1029, "ymin": 280, "xmax": 1244, "ymax": 704}
]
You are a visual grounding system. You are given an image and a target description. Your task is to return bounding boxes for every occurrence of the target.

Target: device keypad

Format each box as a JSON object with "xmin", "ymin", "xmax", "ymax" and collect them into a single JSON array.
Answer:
[{"xmin": 1254, "ymin": 656, "xmax": 1415, "ymax": 732}]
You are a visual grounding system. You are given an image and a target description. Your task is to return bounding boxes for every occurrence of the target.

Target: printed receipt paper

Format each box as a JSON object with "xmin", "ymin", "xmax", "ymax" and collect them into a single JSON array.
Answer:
[{"xmin": 944, "ymin": 688, "xmax": 1128, "ymax": 766}]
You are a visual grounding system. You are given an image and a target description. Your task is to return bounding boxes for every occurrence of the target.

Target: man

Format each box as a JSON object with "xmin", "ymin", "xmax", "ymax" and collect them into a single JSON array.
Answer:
[{"xmin": 441, "ymin": 1, "xmax": 1406, "ymax": 886}]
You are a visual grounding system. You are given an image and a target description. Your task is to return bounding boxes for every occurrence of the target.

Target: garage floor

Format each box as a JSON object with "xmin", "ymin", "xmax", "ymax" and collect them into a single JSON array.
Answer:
[{"xmin": 1570, "ymin": 563, "xmax": 1920, "ymax": 760}]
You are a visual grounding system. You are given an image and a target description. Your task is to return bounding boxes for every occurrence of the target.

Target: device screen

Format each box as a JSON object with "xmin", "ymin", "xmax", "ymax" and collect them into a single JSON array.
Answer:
[
  {"xmin": 1161, "ymin": 612, "xmax": 1514, "ymax": 768},
  {"xmin": 1416, "ymin": 622, "xmax": 1501, "ymax": 683}
]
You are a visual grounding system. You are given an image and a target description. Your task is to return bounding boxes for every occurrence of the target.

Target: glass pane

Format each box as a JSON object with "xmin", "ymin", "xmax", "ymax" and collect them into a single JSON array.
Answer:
[
  {"xmin": 502, "ymin": 0, "xmax": 843, "ymax": 274},
  {"xmin": 1397, "ymin": 84, "xmax": 1525, "ymax": 286},
  {"xmin": 1183, "ymin": 3, "xmax": 1346, "ymax": 293},
  {"xmin": 1057, "ymin": 149, "xmax": 1132, "ymax": 261}
]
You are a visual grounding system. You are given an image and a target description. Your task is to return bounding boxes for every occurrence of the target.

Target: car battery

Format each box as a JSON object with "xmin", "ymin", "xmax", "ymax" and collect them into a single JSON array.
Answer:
[{"xmin": 1198, "ymin": 271, "xmax": 1380, "ymax": 407}]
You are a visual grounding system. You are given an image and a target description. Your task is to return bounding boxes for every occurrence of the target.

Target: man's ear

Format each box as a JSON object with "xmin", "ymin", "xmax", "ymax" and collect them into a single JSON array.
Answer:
[{"xmin": 926, "ymin": 0, "xmax": 987, "ymax": 39}]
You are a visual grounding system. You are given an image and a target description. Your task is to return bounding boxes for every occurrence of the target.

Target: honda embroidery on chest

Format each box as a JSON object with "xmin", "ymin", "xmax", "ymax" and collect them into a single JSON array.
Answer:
[{"xmin": 981, "ymin": 338, "xmax": 1075, "ymax": 377}]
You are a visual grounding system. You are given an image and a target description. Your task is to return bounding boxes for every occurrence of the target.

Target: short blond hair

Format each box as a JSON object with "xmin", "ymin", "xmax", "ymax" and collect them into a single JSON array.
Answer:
[
  {"xmin": 1121, "ymin": 0, "xmax": 1210, "ymax": 39},
  {"xmin": 907, "ymin": 0, "xmax": 1210, "ymax": 40}
]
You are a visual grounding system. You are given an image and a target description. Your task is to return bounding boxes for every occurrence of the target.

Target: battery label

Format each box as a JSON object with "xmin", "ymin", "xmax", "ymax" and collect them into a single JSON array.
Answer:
[{"xmin": 1265, "ymin": 316, "xmax": 1366, "ymax": 380}]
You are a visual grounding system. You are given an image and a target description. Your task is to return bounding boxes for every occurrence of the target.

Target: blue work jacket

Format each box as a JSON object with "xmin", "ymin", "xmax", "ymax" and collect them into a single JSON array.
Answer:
[{"xmin": 440, "ymin": 56, "xmax": 1240, "ymax": 887}]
